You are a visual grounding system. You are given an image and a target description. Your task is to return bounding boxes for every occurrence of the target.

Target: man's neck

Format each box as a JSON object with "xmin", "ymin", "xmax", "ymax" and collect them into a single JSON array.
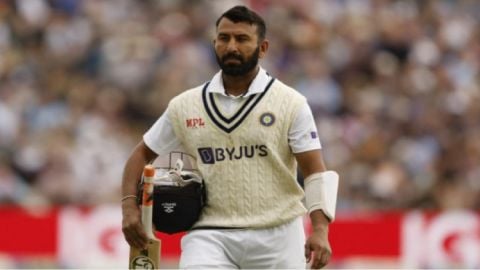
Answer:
[{"xmin": 222, "ymin": 66, "xmax": 260, "ymax": 97}]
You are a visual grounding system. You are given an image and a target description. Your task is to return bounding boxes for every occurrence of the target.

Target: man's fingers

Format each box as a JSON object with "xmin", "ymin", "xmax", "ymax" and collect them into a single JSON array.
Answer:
[
  {"xmin": 309, "ymin": 247, "xmax": 331, "ymax": 269},
  {"xmin": 311, "ymin": 251, "xmax": 322, "ymax": 269},
  {"xmin": 125, "ymin": 233, "xmax": 143, "ymax": 249},
  {"xmin": 131, "ymin": 223, "xmax": 148, "ymax": 248},
  {"xmin": 318, "ymin": 251, "xmax": 329, "ymax": 269},
  {"xmin": 304, "ymin": 243, "xmax": 312, "ymax": 262},
  {"xmin": 123, "ymin": 227, "xmax": 142, "ymax": 248},
  {"xmin": 311, "ymin": 256, "xmax": 326, "ymax": 269},
  {"xmin": 122, "ymin": 221, "xmax": 148, "ymax": 249},
  {"xmin": 130, "ymin": 231, "xmax": 147, "ymax": 249}
]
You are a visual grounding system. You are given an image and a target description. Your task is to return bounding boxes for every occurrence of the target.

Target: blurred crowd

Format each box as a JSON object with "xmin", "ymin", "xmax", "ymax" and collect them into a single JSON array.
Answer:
[{"xmin": 0, "ymin": 0, "xmax": 479, "ymax": 210}]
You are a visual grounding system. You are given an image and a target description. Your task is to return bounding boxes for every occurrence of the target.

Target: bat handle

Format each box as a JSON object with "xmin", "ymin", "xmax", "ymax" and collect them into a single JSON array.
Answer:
[{"xmin": 142, "ymin": 165, "xmax": 156, "ymax": 240}]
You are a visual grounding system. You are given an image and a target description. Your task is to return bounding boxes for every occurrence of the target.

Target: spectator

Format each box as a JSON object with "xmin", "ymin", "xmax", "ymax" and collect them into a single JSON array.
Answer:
[{"xmin": 0, "ymin": 0, "xmax": 478, "ymax": 209}]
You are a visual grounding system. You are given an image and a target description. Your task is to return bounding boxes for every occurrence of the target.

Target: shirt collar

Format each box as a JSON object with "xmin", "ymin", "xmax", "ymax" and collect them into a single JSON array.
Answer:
[{"xmin": 207, "ymin": 67, "xmax": 272, "ymax": 97}]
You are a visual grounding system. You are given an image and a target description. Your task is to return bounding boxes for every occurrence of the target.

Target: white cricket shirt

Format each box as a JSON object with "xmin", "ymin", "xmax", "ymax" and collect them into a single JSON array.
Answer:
[{"xmin": 144, "ymin": 67, "xmax": 321, "ymax": 155}]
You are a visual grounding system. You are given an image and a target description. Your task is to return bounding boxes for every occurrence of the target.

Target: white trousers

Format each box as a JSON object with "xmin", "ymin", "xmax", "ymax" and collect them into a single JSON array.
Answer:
[{"xmin": 179, "ymin": 217, "xmax": 306, "ymax": 269}]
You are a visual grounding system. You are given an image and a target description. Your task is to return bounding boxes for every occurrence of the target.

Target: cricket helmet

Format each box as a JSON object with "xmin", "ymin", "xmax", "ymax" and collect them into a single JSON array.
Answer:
[{"xmin": 137, "ymin": 152, "xmax": 206, "ymax": 234}]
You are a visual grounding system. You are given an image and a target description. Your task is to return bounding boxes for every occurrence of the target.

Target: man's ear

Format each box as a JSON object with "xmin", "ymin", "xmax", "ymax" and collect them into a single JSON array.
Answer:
[{"xmin": 259, "ymin": 39, "xmax": 269, "ymax": 59}]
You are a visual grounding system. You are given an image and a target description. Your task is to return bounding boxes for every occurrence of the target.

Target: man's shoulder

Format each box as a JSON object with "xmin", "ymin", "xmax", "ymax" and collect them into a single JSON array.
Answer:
[{"xmin": 271, "ymin": 79, "xmax": 305, "ymax": 100}]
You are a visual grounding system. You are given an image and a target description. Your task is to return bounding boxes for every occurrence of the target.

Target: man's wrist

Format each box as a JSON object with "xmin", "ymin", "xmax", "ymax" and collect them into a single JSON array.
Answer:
[
  {"xmin": 121, "ymin": 197, "xmax": 139, "ymax": 209},
  {"xmin": 310, "ymin": 209, "xmax": 330, "ymax": 232},
  {"xmin": 121, "ymin": 195, "xmax": 137, "ymax": 202}
]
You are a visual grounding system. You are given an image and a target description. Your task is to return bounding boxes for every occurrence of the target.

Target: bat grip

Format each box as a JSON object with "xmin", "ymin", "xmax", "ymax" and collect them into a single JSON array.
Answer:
[{"xmin": 142, "ymin": 165, "xmax": 156, "ymax": 239}]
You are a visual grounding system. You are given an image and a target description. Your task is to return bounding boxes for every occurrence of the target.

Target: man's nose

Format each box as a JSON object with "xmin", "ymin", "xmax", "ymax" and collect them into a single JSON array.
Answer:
[{"xmin": 226, "ymin": 39, "xmax": 239, "ymax": 53}]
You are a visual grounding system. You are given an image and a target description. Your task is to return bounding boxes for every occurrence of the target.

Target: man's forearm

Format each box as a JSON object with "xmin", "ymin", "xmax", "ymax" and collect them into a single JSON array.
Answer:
[
  {"xmin": 122, "ymin": 159, "xmax": 144, "ymax": 199},
  {"xmin": 122, "ymin": 141, "xmax": 157, "ymax": 199}
]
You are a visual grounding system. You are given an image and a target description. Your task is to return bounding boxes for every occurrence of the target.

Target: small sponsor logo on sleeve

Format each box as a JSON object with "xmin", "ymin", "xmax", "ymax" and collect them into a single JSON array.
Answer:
[{"xmin": 310, "ymin": 131, "xmax": 318, "ymax": 139}]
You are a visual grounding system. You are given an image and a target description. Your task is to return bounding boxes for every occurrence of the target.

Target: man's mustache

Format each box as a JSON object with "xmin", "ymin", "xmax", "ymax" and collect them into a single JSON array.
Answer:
[{"xmin": 222, "ymin": 53, "xmax": 243, "ymax": 62}]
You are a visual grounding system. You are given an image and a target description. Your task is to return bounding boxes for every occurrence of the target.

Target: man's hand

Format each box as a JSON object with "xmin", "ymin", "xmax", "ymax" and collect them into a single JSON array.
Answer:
[
  {"xmin": 305, "ymin": 210, "xmax": 332, "ymax": 269},
  {"xmin": 122, "ymin": 200, "xmax": 148, "ymax": 249},
  {"xmin": 121, "ymin": 140, "xmax": 158, "ymax": 249},
  {"xmin": 305, "ymin": 228, "xmax": 331, "ymax": 269}
]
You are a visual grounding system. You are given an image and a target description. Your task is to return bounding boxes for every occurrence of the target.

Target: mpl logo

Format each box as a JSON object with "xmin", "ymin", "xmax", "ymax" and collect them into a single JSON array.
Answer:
[
  {"xmin": 186, "ymin": 118, "xmax": 205, "ymax": 128},
  {"xmin": 402, "ymin": 210, "xmax": 480, "ymax": 268}
]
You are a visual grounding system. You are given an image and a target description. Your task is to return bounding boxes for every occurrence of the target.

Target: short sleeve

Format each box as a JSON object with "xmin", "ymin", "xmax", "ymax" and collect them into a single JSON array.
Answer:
[
  {"xmin": 143, "ymin": 107, "xmax": 183, "ymax": 155},
  {"xmin": 288, "ymin": 102, "xmax": 322, "ymax": 153}
]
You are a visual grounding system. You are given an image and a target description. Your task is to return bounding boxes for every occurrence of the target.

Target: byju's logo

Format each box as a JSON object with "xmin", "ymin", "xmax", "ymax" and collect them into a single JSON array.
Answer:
[
  {"xmin": 197, "ymin": 145, "xmax": 268, "ymax": 164},
  {"xmin": 198, "ymin": 148, "xmax": 215, "ymax": 164}
]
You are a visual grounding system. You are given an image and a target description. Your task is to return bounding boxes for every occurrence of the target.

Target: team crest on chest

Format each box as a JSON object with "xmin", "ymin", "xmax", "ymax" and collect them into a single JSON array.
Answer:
[{"xmin": 260, "ymin": 112, "xmax": 275, "ymax": 127}]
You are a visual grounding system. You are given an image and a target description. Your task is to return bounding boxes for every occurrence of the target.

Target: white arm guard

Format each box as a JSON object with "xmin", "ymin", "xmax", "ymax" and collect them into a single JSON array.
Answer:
[{"xmin": 304, "ymin": 171, "xmax": 339, "ymax": 221}]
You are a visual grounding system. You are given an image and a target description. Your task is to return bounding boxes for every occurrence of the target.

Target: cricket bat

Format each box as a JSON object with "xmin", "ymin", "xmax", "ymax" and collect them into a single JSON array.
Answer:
[{"xmin": 129, "ymin": 165, "xmax": 161, "ymax": 269}]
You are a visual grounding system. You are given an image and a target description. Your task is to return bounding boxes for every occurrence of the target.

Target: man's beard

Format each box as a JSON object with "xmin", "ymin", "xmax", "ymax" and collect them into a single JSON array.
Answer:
[{"xmin": 216, "ymin": 47, "xmax": 260, "ymax": 76}]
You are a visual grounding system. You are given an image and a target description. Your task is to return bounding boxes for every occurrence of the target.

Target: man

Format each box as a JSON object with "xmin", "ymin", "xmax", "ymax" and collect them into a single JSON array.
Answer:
[{"xmin": 122, "ymin": 5, "xmax": 338, "ymax": 269}]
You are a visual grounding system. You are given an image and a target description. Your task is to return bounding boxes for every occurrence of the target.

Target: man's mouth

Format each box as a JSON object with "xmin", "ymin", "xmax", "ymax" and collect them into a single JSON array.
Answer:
[{"xmin": 224, "ymin": 58, "xmax": 242, "ymax": 65}]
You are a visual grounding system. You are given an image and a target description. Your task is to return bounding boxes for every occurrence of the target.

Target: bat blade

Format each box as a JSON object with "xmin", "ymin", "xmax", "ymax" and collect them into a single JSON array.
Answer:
[{"xmin": 129, "ymin": 238, "xmax": 161, "ymax": 269}]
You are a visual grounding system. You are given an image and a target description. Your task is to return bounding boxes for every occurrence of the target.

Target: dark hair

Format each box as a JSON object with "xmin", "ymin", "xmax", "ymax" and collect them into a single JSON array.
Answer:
[{"xmin": 215, "ymin": 5, "xmax": 266, "ymax": 41}]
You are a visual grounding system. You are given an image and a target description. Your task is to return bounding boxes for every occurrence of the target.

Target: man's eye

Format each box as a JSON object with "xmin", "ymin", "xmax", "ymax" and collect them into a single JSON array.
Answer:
[{"xmin": 218, "ymin": 36, "xmax": 229, "ymax": 41}]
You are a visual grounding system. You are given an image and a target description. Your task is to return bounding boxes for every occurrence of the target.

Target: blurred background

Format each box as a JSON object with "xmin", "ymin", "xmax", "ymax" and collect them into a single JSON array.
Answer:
[{"xmin": 0, "ymin": 0, "xmax": 479, "ymax": 268}]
